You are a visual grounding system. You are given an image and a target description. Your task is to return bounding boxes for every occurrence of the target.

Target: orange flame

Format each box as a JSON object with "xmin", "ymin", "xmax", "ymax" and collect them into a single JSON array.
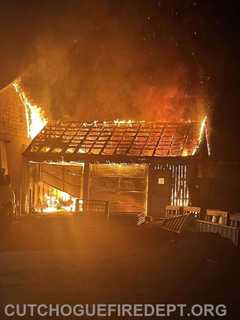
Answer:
[
  {"xmin": 43, "ymin": 191, "xmax": 78, "ymax": 213},
  {"xmin": 12, "ymin": 82, "xmax": 47, "ymax": 139},
  {"xmin": 192, "ymin": 116, "xmax": 208, "ymax": 156}
]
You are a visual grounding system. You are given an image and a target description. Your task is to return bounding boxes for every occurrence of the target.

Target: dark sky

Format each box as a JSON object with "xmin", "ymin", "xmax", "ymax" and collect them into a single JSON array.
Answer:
[{"xmin": 0, "ymin": 0, "xmax": 240, "ymax": 160}]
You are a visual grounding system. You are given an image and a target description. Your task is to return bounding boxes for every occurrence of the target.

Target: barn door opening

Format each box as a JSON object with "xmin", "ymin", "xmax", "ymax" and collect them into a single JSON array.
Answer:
[
  {"xmin": 88, "ymin": 163, "xmax": 148, "ymax": 215},
  {"xmin": 28, "ymin": 162, "xmax": 84, "ymax": 214}
]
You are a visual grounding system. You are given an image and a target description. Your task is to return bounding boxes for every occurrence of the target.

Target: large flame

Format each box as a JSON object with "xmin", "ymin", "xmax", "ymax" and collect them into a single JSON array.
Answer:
[
  {"xmin": 192, "ymin": 116, "xmax": 209, "ymax": 156},
  {"xmin": 43, "ymin": 191, "xmax": 79, "ymax": 213},
  {"xmin": 12, "ymin": 82, "xmax": 47, "ymax": 139}
]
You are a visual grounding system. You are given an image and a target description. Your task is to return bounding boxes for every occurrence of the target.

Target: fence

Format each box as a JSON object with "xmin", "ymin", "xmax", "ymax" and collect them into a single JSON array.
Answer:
[
  {"xmin": 77, "ymin": 199, "xmax": 110, "ymax": 218},
  {"xmin": 195, "ymin": 220, "xmax": 240, "ymax": 247},
  {"xmin": 165, "ymin": 205, "xmax": 201, "ymax": 218},
  {"xmin": 162, "ymin": 206, "xmax": 240, "ymax": 242},
  {"xmin": 206, "ymin": 209, "xmax": 229, "ymax": 225},
  {"xmin": 165, "ymin": 205, "xmax": 181, "ymax": 217},
  {"xmin": 183, "ymin": 206, "xmax": 201, "ymax": 218}
]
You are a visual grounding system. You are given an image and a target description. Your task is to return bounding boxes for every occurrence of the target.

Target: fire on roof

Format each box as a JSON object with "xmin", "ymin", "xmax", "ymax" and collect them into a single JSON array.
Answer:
[{"xmin": 23, "ymin": 119, "xmax": 209, "ymax": 161}]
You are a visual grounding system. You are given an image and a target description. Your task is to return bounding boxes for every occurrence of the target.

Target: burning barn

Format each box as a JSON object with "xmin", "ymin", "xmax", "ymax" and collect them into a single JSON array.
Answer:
[{"xmin": 22, "ymin": 119, "xmax": 210, "ymax": 217}]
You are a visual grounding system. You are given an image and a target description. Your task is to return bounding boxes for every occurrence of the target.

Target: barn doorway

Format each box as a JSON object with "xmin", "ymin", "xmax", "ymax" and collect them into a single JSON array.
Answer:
[
  {"xmin": 88, "ymin": 164, "xmax": 148, "ymax": 215},
  {"xmin": 28, "ymin": 162, "xmax": 84, "ymax": 214}
]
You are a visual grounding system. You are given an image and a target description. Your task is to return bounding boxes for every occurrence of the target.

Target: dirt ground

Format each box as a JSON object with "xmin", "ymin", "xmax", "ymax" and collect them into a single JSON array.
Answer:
[{"xmin": 0, "ymin": 216, "xmax": 239, "ymax": 319}]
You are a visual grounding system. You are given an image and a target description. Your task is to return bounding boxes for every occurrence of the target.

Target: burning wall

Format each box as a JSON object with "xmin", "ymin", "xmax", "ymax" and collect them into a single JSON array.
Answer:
[
  {"xmin": 0, "ymin": 84, "xmax": 29, "ymax": 211},
  {"xmin": 12, "ymin": 82, "xmax": 47, "ymax": 139},
  {"xmin": 0, "ymin": 85, "xmax": 28, "ymax": 144}
]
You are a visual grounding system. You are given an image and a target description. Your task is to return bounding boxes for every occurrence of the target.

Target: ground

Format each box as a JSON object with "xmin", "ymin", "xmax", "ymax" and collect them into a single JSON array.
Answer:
[{"xmin": 0, "ymin": 216, "xmax": 239, "ymax": 319}]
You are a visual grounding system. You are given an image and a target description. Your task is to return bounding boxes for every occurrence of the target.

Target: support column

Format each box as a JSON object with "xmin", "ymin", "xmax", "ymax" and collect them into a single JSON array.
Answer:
[
  {"xmin": 83, "ymin": 161, "xmax": 90, "ymax": 201},
  {"xmin": 147, "ymin": 164, "xmax": 153, "ymax": 216}
]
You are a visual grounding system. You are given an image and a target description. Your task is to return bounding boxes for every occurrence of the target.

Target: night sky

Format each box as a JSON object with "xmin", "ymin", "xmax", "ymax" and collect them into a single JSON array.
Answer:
[{"xmin": 0, "ymin": 0, "xmax": 240, "ymax": 160}]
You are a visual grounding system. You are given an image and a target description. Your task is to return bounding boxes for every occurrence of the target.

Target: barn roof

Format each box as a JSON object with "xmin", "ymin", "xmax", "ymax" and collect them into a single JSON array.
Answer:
[{"xmin": 23, "ymin": 120, "xmax": 208, "ymax": 162}]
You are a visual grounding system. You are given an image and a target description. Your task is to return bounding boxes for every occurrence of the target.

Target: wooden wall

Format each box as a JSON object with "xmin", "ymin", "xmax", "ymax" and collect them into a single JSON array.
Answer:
[{"xmin": 0, "ymin": 84, "xmax": 29, "ymax": 214}]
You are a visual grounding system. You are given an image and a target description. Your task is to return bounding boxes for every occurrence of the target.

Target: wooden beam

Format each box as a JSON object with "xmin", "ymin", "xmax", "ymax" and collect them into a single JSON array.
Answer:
[{"xmin": 23, "ymin": 153, "xmax": 197, "ymax": 165}]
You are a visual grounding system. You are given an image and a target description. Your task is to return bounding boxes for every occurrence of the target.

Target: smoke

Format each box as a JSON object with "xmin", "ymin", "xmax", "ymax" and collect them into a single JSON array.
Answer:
[{"xmin": 19, "ymin": 0, "xmax": 209, "ymax": 122}]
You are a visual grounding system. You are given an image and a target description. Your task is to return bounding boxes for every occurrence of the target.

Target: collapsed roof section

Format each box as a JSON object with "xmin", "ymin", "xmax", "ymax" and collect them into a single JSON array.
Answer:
[{"xmin": 23, "ymin": 120, "xmax": 208, "ymax": 162}]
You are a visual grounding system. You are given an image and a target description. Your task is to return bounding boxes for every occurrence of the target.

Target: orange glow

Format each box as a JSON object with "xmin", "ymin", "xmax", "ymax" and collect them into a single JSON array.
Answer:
[
  {"xmin": 113, "ymin": 119, "xmax": 145, "ymax": 126},
  {"xmin": 42, "ymin": 190, "xmax": 81, "ymax": 213},
  {"xmin": 43, "ymin": 192, "xmax": 73, "ymax": 213},
  {"xmin": 182, "ymin": 149, "xmax": 190, "ymax": 157},
  {"xmin": 199, "ymin": 116, "xmax": 207, "ymax": 143},
  {"xmin": 12, "ymin": 81, "xmax": 47, "ymax": 139}
]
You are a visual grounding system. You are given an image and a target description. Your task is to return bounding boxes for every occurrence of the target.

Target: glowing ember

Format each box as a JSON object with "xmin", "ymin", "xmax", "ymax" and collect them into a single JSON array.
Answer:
[
  {"xmin": 113, "ymin": 119, "xmax": 145, "ymax": 126},
  {"xmin": 12, "ymin": 81, "xmax": 47, "ymax": 139},
  {"xmin": 182, "ymin": 149, "xmax": 190, "ymax": 157}
]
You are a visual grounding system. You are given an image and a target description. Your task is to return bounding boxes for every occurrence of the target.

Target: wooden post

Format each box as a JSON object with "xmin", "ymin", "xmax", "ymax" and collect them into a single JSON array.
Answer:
[
  {"xmin": 83, "ymin": 162, "xmax": 90, "ymax": 214},
  {"xmin": 147, "ymin": 164, "xmax": 153, "ymax": 217},
  {"xmin": 21, "ymin": 161, "xmax": 29, "ymax": 216},
  {"xmin": 29, "ymin": 188, "xmax": 32, "ymax": 215},
  {"xmin": 105, "ymin": 201, "xmax": 110, "ymax": 219}
]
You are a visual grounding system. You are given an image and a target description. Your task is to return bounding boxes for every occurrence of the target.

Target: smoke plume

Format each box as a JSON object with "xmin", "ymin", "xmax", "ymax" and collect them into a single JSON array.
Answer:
[{"xmin": 19, "ymin": 0, "xmax": 209, "ymax": 122}]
